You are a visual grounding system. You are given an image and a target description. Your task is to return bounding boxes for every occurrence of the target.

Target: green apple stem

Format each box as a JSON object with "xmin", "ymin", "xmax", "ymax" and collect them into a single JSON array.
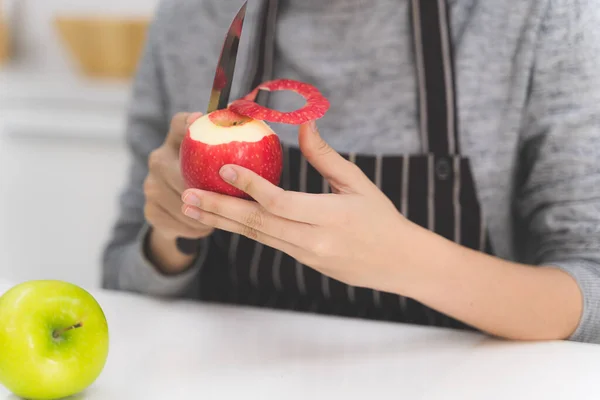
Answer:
[{"xmin": 52, "ymin": 322, "xmax": 83, "ymax": 339}]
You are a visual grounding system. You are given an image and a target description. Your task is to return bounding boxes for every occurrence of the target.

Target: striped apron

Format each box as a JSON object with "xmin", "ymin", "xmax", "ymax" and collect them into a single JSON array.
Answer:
[{"xmin": 196, "ymin": 0, "xmax": 494, "ymax": 331}]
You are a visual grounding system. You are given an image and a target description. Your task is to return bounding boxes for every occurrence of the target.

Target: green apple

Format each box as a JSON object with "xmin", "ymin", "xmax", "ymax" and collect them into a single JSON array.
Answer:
[{"xmin": 0, "ymin": 280, "xmax": 109, "ymax": 400}]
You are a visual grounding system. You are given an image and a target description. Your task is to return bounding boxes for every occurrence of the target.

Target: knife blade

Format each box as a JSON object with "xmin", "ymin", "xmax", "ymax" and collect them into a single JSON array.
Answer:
[
  {"xmin": 177, "ymin": 1, "xmax": 248, "ymax": 255},
  {"xmin": 207, "ymin": 1, "xmax": 248, "ymax": 113}
]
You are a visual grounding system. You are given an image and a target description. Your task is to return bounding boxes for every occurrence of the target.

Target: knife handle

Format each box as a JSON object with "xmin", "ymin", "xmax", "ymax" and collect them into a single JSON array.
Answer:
[{"xmin": 176, "ymin": 238, "xmax": 203, "ymax": 255}]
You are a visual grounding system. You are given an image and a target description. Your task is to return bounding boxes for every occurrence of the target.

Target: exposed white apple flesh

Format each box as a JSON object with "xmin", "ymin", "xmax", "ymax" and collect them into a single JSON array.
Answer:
[{"xmin": 188, "ymin": 111, "xmax": 277, "ymax": 144}]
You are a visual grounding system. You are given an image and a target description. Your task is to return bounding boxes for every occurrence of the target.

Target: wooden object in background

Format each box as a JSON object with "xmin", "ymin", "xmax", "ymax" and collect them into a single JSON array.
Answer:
[
  {"xmin": 0, "ymin": 21, "xmax": 9, "ymax": 64},
  {"xmin": 0, "ymin": 0, "xmax": 10, "ymax": 64},
  {"xmin": 54, "ymin": 16, "xmax": 149, "ymax": 79}
]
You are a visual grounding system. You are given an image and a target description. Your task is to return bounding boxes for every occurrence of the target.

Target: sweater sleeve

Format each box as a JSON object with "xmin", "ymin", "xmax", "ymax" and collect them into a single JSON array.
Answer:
[
  {"xmin": 516, "ymin": 0, "xmax": 600, "ymax": 343},
  {"xmin": 101, "ymin": 4, "xmax": 209, "ymax": 298}
]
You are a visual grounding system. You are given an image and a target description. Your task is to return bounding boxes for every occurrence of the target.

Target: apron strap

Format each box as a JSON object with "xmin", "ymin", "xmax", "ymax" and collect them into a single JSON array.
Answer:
[
  {"xmin": 248, "ymin": 0, "xmax": 460, "ymax": 155},
  {"xmin": 411, "ymin": 0, "xmax": 460, "ymax": 155}
]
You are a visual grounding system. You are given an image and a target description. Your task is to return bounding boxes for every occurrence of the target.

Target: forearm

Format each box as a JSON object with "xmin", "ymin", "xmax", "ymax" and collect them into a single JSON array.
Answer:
[
  {"xmin": 397, "ymin": 225, "xmax": 583, "ymax": 341},
  {"xmin": 102, "ymin": 224, "xmax": 207, "ymax": 298}
]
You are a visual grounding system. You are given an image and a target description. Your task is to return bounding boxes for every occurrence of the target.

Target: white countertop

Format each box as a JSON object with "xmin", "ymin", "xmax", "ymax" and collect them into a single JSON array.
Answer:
[{"xmin": 1, "ymin": 280, "xmax": 599, "ymax": 400}]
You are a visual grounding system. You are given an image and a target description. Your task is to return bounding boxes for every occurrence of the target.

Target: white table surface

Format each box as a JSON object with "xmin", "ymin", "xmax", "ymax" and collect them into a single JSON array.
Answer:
[{"xmin": 1, "ymin": 280, "xmax": 599, "ymax": 400}]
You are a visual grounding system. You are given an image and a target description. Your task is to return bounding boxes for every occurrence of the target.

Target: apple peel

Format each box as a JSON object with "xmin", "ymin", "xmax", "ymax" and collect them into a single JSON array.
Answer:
[
  {"xmin": 229, "ymin": 78, "xmax": 330, "ymax": 125},
  {"xmin": 180, "ymin": 78, "xmax": 329, "ymax": 198}
]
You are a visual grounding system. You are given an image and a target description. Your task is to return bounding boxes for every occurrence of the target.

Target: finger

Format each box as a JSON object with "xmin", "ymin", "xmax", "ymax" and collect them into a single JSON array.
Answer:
[
  {"xmin": 168, "ymin": 113, "xmax": 204, "ymax": 191},
  {"xmin": 145, "ymin": 175, "xmax": 211, "ymax": 232},
  {"xmin": 147, "ymin": 148, "xmax": 188, "ymax": 194},
  {"xmin": 146, "ymin": 203, "xmax": 212, "ymax": 238},
  {"xmin": 158, "ymin": 198, "xmax": 213, "ymax": 235},
  {"xmin": 166, "ymin": 112, "xmax": 203, "ymax": 149},
  {"xmin": 182, "ymin": 188, "xmax": 314, "ymax": 244},
  {"xmin": 161, "ymin": 185, "xmax": 209, "ymax": 231},
  {"xmin": 211, "ymin": 167, "xmax": 338, "ymax": 224},
  {"xmin": 165, "ymin": 112, "xmax": 190, "ymax": 148},
  {"xmin": 186, "ymin": 112, "xmax": 204, "ymax": 125},
  {"xmin": 161, "ymin": 159, "xmax": 188, "ymax": 194},
  {"xmin": 182, "ymin": 204, "xmax": 305, "ymax": 259},
  {"xmin": 298, "ymin": 121, "xmax": 372, "ymax": 193}
]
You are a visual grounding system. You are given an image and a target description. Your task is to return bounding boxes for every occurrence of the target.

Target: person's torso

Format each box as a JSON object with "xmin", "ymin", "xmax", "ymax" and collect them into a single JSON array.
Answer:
[{"xmin": 152, "ymin": 0, "xmax": 550, "ymax": 262}]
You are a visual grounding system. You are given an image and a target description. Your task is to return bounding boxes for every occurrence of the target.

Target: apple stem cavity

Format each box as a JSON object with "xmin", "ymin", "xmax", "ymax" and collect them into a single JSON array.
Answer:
[
  {"xmin": 52, "ymin": 322, "xmax": 83, "ymax": 339},
  {"xmin": 207, "ymin": 108, "xmax": 252, "ymax": 127}
]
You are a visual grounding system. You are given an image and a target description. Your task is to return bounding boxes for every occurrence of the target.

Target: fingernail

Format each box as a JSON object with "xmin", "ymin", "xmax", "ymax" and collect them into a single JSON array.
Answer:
[
  {"xmin": 309, "ymin": 120, "xmax": 318, "ymax": 134},
  {"xmin": 220, "ymin": 166, "xmax": 237, "ymax": 183},
  {"xmin": 182, "ymin": 192, "xmax": 201, "ymax": 206},
  {"xmin": 183, "ymin": 206, "xmax": 201, "ymax": 219}
]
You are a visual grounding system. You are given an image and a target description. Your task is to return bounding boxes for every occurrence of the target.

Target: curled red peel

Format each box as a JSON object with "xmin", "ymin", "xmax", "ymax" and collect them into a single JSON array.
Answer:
[{"xmin": 228, "ymin": 79, "xmax": 330, "ymax": 125}]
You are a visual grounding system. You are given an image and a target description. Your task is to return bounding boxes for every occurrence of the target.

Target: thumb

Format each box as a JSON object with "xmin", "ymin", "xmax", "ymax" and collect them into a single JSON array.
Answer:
[
  {"xmin": 298, "ymin": 121, "xmax": 370, "ymax": 193},
  {"xmin": 166, "ymin": 112, "xmax": 203, "ymax": 149}
]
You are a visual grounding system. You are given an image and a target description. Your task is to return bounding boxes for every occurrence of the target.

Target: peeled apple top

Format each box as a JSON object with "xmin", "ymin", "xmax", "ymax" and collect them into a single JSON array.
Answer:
[
  {"xmin": 179, "ymin": 78, "xmax": 330, "ymax": 198},
  {"xmin": 180, "ymin": 110, "xmax": 283, "ymax": 198}
]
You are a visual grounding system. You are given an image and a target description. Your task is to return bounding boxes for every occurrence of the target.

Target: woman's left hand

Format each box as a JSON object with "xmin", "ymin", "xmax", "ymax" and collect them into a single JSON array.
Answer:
[{"xmin": 181, "ymin": 121, "xmax": 414, "ymax": 292}]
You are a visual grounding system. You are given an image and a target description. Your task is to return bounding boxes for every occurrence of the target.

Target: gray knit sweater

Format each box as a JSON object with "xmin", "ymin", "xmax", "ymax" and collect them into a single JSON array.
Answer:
[{"xmin": 102, "ymin": 0, "xmax": 600, "ymax": 343}]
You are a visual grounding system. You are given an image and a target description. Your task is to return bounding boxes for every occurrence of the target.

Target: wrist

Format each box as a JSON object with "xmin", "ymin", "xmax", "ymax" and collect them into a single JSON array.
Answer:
[
  {"xmin": 388, "ymin": 221, "xmax": 465, "ymax": 298},
  {"xmin": 145, "ymin": 228, "xmax": 199, "ymax": 275}
]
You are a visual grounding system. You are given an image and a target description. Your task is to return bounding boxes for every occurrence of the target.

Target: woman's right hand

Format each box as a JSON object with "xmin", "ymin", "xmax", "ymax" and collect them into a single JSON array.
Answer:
[{"xmin": 143, "ymin": 112, "xmax": 214, "ymax": 273}]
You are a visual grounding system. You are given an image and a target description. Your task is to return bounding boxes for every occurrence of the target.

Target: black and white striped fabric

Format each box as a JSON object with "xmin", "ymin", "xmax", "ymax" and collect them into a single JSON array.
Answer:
[{"xmin": 197, "ymin": 0, "xmax": 493, "ymax": 330}]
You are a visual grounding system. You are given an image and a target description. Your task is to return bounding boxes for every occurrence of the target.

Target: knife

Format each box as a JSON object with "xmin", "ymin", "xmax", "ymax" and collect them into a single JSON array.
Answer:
[{"xmin": 176, "ymin": 1, "xmax": 248, "ymax": 255}]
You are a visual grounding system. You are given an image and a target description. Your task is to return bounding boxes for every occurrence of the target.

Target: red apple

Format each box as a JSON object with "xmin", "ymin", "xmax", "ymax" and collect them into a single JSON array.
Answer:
[
  {"xmin": 179, "ymin": 78, "xmax": 330, "ymax": 199},
  {"xmin": 180, "ymin": 108, "xmax": 283, "ymax": 198}
]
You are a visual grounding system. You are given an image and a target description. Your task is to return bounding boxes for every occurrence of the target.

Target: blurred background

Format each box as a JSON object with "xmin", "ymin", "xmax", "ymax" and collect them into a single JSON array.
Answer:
[{"xmin": 0, "ymin": 0, "xmax": 159, "ymax": 287}]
